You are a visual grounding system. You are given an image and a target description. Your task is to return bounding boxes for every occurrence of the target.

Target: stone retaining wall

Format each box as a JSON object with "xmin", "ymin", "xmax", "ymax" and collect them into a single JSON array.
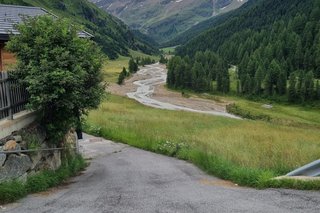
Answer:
[{"xmin": 0, "ymin": 124, "xmax": 77, "ymax": 183}]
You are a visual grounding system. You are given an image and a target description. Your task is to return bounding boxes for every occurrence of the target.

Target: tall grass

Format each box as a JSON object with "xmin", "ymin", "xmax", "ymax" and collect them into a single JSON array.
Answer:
[{"xmin": 85, "ymin": 95, "xmax": 320, "ymax": 189}]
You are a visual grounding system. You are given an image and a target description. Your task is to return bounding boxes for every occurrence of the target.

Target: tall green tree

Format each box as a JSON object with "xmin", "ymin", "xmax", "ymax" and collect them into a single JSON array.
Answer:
[
  {"xmin": 129, "ymin": 58, "xmax": 138, "ymax": 73},
  {"xmin": 316, "ymin": 80, "xmax": 320, "ymax": 100},
  {"xmin": 7, "ymin": 16, "xmax": 104, "ymax": 143},
  {"xmin": 305, "ymin": 71, "xmax": 315, "ymax": 100},
  {"xmin": 288, "ymin": 73, "xmax": 297, "ymax": 102},
  {"xmin": 118, "ymin": 67, "xmax": 127, "ymax": 85},
  {"xmin": 277, "ymin": 70, "xmax": 287, "ymax": 95},
  {"xmin": 254, "ymin": 65, "xmax": 264, "ymax": 94}
]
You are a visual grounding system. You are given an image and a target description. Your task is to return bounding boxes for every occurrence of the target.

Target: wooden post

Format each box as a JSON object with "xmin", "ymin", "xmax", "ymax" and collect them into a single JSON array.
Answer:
[{"xmin": 5, "ymin": 78, "xmax": 13, "ymax": 120}]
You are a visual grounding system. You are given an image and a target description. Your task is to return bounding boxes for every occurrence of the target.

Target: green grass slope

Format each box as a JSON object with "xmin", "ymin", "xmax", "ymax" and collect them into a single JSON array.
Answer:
[{"xmin": 0, "ymin": 0, "xmax": 158, "ymax": 59}]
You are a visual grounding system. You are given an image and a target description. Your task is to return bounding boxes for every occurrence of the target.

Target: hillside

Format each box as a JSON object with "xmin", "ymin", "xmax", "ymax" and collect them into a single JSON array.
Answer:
[
  {"xmin": 90, "ymin": 0, "xmax": 247, "ymax": 44},
  {"xmin": 163, "ymin": 0, "xmax": 256, "ymax": 47},
  {"xmin": 172, "ymin": 0, "xmax": 320, "ymax": 103},
  {"xmin": 0, "ymin": 0, "xmax": 158, "ymax": 59}
]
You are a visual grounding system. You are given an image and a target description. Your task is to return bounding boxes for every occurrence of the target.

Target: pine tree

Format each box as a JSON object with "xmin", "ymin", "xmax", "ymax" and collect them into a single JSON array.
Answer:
[
  {"xmin": 305, "ymin": 71, "xmax": 315, "ymax": 100},
  {"xmin": 254, "ymin": 66, "xmax": 264, "ymax": 94},
  {"xmin": 159, "ymin": 55, "xmax": 167, "ymax": 64},
  {"xmin": 122, "ymin": 67, "xmax": 128, "ymax": 76},
  {"xmin": 129, "ymin": 58, "xmax": 136, "ymax": 73},
  {"xmin": 264, "ymin": 71, "xmax": 273, "ymax": 96},
  {"xmin": 133, "ymin": 61, "xmax": 138, "ymax": 72},
  {"xmin": 277, "ymin": 70, "xmax": 287, "ymax": 95},
  {"xmin": 288, "ymin": 73, "xmax": 297, "ymax": 102},
  {"xmin": 118, "ymin": 68, "xmax": 127, "ymax": 85},
  {"xmin": 296, "ymin": 71, "xmax": 305, "ymax": 102},
  {"xmin": 222, "ymin": 70, "xmax": 230, "ymax": 93},
  {"xmin": 242, "ymin": 73, "xmax": 252, "ymax": 94},
  {"xmin": 191, "ymin": 62, "xmax": 202, "ymax": 90},
  {"xmin": 236, "ymin": 80, "xmax": 241, "ymax": 94},
  {"xmin": 316, "ymin": 80, "xmax": 320, "ymax": 100}
]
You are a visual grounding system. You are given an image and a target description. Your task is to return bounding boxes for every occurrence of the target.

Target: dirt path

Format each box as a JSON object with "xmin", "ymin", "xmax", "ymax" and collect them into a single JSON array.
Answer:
[{"xmin": 108, "ymin": 63, "xmax": 239, "ymax": 119}]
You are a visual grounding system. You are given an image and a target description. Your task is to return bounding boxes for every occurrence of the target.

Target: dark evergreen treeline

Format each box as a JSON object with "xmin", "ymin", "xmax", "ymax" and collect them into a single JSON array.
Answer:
[
  {"xmin": 136, "ymin": 57, "xmax": 156, "ymax": 66},
  {"xmin": 167, "ymin": 51, "xmax": 229, "ymax": 92},
  {"xmin": 173, "ymin": 0, "xmax": 320, "ymax": 102},
  {"xmin": 119, "ymin": 56, "xmax": 158, "ymax": 84}
]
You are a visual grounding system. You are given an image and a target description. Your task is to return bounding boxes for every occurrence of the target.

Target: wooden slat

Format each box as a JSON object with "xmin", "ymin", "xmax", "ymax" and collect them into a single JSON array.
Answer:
[{"xmin": 0, "ymin": 71, "xmax": 28, "ymax": 120}]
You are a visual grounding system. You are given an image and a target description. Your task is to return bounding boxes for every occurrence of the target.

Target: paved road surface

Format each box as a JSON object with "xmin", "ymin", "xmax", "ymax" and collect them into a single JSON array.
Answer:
[
  {"xmin": 127, "ymin": 63, "xmax": 239, "ymax": 119},
  {"xmin": 3, "ymin": 134, "xmax": 320, "ymax": 213}
]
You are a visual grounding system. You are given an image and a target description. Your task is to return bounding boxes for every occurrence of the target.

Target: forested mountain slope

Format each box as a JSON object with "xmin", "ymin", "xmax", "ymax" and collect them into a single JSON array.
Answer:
[
  {"xmin": 0, "ymin": 0, "xmax": 158, "ymax": 59},
  {"xmin": 91, "ymin": 0, "xmax": 247, "ymax": 43},
  {"xmin": 164, "ymin": 0, "xmax": 257, "ymax": 47},
  {"xmin": 171, "ymin": 0, "xmax": 320, "ymax": 102}
]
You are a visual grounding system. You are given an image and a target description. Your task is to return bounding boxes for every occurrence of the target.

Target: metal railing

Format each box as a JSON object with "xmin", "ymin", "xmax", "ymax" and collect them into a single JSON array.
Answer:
[{"xmin": 0, "ymin": 71, "xmax": 28, "ymax": 120}]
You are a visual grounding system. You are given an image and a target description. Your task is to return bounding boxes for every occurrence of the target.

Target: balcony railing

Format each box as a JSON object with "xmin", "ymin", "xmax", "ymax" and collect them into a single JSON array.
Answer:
[{"xmin": 0, "ymin": 71, "xmax": 28, "ymax": 120}]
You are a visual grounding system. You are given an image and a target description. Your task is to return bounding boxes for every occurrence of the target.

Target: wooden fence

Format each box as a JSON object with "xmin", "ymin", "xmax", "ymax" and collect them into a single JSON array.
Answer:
[{"xmin": 0, "ymin": 72, "xmax": 28, "ymax": 120}]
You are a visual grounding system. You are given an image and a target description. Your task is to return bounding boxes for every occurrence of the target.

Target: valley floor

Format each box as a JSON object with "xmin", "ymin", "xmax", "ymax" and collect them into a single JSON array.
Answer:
[
  {"xmin": 86, "ymin": 61, "xmax": 320, "ymax": 189},
  {"xmin": 108, "ymin": 63, "xmax": 236, "ymax": 118}
]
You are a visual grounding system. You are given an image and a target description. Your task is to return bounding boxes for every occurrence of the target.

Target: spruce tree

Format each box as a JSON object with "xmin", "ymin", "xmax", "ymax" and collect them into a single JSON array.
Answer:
[
  {"xmin": 296, "ymin": 71, "xmax": 305, "ymax": 102},
  {"xmin": 118, "ymin": 69, "xmax": 127, "ymax": 85},
  {"xmin": 264, "ymin": 71, "xmax": 273, "ymax": 96},
  {"xmin": 129, "ymin": 58, "xmax": 136, "ymax": 73},
  {"xmin": 254, "ymin": 66, "xmax": 264, "ymax": 94},
  {"xmin": 243, "ymin": 73, "xmax": 252, "ymax": 94},
  {"xmin": 236, "ymin": 80, "xmax": 241, "ymax": 94},
  {"xmin": 305, "ymin": 71, "xmax": 315, "ymax": 100},
  {"xmin": 288, "ymin": 73, "xmax": 297, "ymax": 102},
  {"xmin": 277, "ymin": 70, "xmax": 287, "ymax": 95},
  {"xmin": 316, "ymin": 80, "xmax": 320, "ymax": 100},
  {"xmin": 159, "ymin": 55, "xmax": 167, "ymax": 64}
]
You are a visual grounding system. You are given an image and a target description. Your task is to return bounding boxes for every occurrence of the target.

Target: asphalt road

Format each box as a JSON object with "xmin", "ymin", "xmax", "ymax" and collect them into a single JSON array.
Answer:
[
  {"xmin": 3, "ymin": 134, "xmax": 320, "ymax": 213},
  {"xmin": 127, "ymin": 63, "xmax": 239, "ymax": 119}
]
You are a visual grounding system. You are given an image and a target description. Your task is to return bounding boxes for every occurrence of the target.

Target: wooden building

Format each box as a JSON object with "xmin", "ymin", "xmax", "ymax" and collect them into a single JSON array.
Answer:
[{"xmin": 0, "ymin": 4, "xmax": 92, "ymax": 71}]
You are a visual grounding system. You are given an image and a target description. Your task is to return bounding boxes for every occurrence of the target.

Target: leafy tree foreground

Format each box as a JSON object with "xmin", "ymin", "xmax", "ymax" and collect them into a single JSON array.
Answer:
[{"xmin": 7, "ymin": 16, "xmax": 105, "ymax": 144}]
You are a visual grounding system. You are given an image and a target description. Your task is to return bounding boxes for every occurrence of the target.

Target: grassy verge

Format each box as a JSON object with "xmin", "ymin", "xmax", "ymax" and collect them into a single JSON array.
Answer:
[
  {"xmin": 0, "ymin": 154, "xmax": 87, "ymax": 204},
  {"xmin": 84, "ymin": 95, "xmax": 320, "ymax": 189}
]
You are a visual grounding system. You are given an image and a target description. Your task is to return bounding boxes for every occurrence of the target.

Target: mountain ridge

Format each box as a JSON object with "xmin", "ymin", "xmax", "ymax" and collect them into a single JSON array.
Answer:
[
  {"xmin": 0, "ymin": 0, "xmax": 158, "ymax": 59},
  {"xmin": 91, "ymin": 0, "xmax": 247, "ymax": 43}
]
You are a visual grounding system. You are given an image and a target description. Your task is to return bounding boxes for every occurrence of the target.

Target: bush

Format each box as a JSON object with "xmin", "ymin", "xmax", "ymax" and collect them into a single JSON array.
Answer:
[
  {"xmin": 226, "ymin": 103, "xmax": 271, "ymax": 121},
  {"xmin": 7, "ymin": 16, "xmax": 105, "ymax": 144}
]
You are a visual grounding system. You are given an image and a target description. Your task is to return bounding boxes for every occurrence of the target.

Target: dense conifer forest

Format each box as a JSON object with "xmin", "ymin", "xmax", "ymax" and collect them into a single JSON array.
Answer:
[
  {"xmin": 167, "ymin": 51, "xmax": 229, "ymax": 93},
  {"xmin": 172, "ymin": 0, "xmax": 320, "ymax": 103}
]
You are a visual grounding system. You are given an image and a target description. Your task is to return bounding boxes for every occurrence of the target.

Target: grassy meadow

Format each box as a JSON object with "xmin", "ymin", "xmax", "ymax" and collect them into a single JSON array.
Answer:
[
  {"xmin": 85, "ymin": 95, "xmax": 320, "ymax": 189},
  {"xmin": 86, "ymin": 56, "xmax": 320, "ymax": 189},
  {"xmin": 161, "ymin": 46, "xmax": 177, "ymax": 55}
]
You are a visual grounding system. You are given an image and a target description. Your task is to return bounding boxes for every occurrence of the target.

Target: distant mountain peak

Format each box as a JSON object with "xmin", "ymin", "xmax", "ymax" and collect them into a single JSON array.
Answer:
[{"xmin": 90, "ymin": 0, "xmax": 247, "ymax": 44}]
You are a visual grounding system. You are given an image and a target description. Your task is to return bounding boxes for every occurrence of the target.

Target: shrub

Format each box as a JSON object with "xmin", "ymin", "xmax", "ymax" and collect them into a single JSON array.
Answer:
[{"xmin": 7, "ymin": 16, "xmax": 105, "ymax": 144}]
